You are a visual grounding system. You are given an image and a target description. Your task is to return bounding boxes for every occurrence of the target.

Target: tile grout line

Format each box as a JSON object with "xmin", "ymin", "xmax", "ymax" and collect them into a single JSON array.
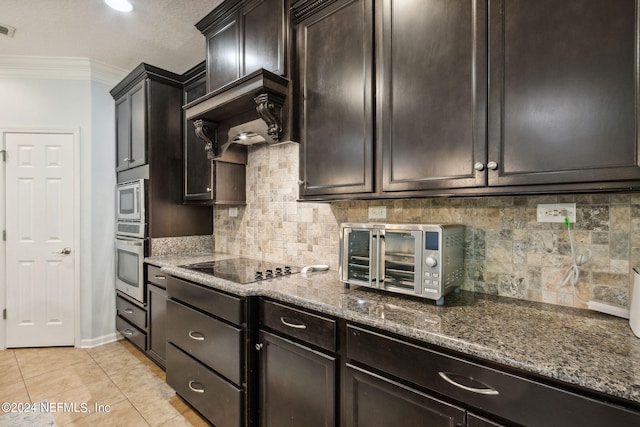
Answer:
[{"xmin": 84, "ymin": 344, "xmax": 152, "ymax": 427}]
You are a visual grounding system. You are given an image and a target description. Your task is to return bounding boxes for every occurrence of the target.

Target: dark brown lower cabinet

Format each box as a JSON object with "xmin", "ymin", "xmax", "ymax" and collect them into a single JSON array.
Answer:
[
  {"xmin": 167, "ymin": 344, "xmax": 241, "ymax": 427},
  {"xmin": 344, "ymin": 364, "xmax": 466, "ymax": 427},
  {"xmin": 346, "ymin": 324, "xmax": 640, "ymax": 427},
  {"xmin": 257, "ymin": 330, "xmax": 336, "ymax": 427},
  {"xmin": 146, "ymin": 284, "xmax": 167, "ymax": 368}
]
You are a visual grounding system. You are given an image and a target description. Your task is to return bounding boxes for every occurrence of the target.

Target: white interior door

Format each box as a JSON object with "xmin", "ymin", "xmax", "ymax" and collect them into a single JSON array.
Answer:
[{"xmin": 5, "ymin": 131, "xmax": 76, "ymax": 347}]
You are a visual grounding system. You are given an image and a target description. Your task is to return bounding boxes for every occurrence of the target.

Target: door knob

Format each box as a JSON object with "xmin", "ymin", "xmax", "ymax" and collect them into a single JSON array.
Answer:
[{"xmin": 58, "ymin": 247, "xmax": 71, "ymax": 255}]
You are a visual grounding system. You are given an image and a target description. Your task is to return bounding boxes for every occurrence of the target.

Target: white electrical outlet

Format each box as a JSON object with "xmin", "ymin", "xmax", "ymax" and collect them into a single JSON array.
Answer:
[
  {"xmin": 229, "ymin": 207, "xmax": 238, "ymax": 217},
  {"xmin": 368, "ymin": 206, "xmax": 387, "ymax": 219},
  {"xmin": 536, "ymin": 203, "xmax": 576, "ymax": 223}
]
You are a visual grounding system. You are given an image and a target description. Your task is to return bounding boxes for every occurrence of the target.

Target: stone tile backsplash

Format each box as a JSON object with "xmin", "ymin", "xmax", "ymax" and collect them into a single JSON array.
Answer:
[{"xmin": 213, "ymin": 143, "xmax": 640, "ymax": 309}]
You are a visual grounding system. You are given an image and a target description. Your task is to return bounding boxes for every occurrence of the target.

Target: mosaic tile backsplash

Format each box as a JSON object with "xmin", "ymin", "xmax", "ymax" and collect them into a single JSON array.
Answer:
[{"xmin": 213, "ymin": 143, "xmax": 640, "ymax": 310}]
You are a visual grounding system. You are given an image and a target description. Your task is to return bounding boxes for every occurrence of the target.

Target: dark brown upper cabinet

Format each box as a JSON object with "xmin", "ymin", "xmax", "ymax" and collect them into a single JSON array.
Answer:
[
  {"xmin": 297, "ymin": 0, "xmax": 640, "ymax": 200},
  {"xmin": 114, "ymin": 79, "xmax": 146, "ymax": 172},
  {"xmin": 112, "ymin": 64, "xmax": 184, "ymax": 176},
  {"xmin": 295, "ymin": 0, "xmax": 375, "ymax": 197},
  {"xmin": 379, "ymin": 0, "xmax": 487, "ymax": 192},
  {"xmin": 197, "ymin": 0, "xmax": 289, "ymax": 93},
  {"xmin": 487, "ymin": 0, "xmax": 640, "ymax": 187}
]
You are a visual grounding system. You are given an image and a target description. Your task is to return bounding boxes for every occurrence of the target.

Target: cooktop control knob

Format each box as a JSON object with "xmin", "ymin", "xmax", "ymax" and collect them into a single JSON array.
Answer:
[{"xmin": 425, "ymin": 256, "xmax": 438, "ymax": 268}]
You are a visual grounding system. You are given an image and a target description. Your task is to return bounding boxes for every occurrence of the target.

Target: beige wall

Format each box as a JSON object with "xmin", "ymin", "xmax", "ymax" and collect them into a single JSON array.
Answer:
[{"xmin": 214, "ymin": 143, "xmax": 640, "ymax": 310}]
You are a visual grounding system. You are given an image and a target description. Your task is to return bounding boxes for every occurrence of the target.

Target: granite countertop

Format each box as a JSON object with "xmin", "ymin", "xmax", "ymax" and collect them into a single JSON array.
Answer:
[{"xmin": 147, "ymin": 252, "xmax": 640, "ymax": 407}]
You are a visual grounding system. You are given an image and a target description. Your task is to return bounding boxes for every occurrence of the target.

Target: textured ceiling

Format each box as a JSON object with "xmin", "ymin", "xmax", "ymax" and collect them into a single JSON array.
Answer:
[{"xmin": 0, "ymin": 0, "xmax": 224, "ymax": 75}]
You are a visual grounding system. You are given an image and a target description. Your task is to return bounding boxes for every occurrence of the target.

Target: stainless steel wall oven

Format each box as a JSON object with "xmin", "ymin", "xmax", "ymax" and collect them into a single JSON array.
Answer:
[{"xmin": 115, "ymin": 236, "xmax": 148, "ymax": 304}]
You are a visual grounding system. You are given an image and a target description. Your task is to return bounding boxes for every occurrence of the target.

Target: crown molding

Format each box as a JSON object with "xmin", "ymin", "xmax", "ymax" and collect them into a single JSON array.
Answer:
[{"xmin": 0, "ymin": 55, "xmax": 127, "ymax": 85}]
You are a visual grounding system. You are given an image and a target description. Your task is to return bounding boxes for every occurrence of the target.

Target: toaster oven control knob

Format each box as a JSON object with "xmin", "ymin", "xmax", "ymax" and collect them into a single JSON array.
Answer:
[{"xmin": 425, "ymin": 256, "xmax": 438, "ymax": 268}]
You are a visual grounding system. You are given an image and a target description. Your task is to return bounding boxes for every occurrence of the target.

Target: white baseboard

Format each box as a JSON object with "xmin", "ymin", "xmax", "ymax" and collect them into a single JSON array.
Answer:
[{"xmin": 78, "ymin": 332, "xmax": 122, "ymax": 348}]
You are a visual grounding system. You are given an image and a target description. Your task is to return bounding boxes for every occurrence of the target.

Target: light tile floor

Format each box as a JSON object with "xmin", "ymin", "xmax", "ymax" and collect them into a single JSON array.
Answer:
[{"xmin": 0, "ymin": 340, "xmax": 209, "ymax": 426}]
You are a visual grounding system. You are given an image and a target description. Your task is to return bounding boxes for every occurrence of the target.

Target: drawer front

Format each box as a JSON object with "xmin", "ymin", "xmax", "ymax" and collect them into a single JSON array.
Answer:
[
  {"xmin": 167, "ymin": 344, "xmax": 241, "ymax": 427},
  {"xmin": 116, "ymin": 295, "xmax": 146, "ymax": 330},
  {"xmin": 167, "ymin": 275, "xmax": 243, "ymax": 325},
  {"xmin": 146, "ymin": 264, "xmax": 168, "ymax": 288},
  {"xmin": 347, "ymin": 325, "xmax": 640, "ymax": 427},
  {"xmin": 116, "ymin": 315, "xmax": 146, "ymax": 350},
  {"xmin": 260, "ymin": 299, "xmax": 336, "ymax": 352},
  {"xmin": 167, "ymin": 300, "xmax": 242, "ymax": 385}
]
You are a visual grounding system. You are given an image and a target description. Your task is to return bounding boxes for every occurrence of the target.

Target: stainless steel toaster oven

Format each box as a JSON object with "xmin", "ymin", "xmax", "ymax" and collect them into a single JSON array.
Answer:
[{"xmin": 339, "ymin": 223, "xmax": 464, "ymax": 305}]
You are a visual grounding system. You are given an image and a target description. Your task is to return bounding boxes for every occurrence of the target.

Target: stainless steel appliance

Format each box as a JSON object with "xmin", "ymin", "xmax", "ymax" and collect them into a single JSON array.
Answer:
[
  {"xmin": 116, "ymin": 179, "xmax": 147, "ymax": 237},
  {"xmin": 339, "ymin": 223, "xmax": 464, "ymax": 305},
  {"xmin": 179, "ymin": 258, "xmax": 299, "ymax": 284},
  {"xmin": 115, "ymin": 236, "xmax": 148, "ymax": 304}
]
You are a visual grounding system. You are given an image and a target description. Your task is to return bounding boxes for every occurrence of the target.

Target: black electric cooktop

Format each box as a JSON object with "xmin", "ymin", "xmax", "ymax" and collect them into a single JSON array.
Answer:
[{"xmin": 179, "ymin": 257, "xmax": 299, "ymax": 284}]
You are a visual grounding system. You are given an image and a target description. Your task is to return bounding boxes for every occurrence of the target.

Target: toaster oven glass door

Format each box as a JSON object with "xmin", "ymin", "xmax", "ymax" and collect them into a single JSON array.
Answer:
[
  {"xmin": 344, "ymin": 228, "xmax": 376, "ymax": 285},
  {"xmin": 379, "ymin": 230, "xmax": 422, "ymax": 294}
]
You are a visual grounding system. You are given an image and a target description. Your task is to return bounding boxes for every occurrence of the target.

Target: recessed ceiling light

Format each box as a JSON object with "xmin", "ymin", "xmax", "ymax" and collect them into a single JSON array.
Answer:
[{"xmin": 105, "ymin": 0, "xmax": 134, "ymax": 12}]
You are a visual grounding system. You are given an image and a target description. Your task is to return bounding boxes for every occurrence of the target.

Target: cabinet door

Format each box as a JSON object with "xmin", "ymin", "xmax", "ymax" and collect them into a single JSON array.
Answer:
[
  {"xmin": 183, "ymin": 75, "xmax": 213, "ymax": 203},
  {"xmin": 128, "ymin": 80, "xmax": 147, "ymax": 169},
  {"xmin": 488, "ymin": 0, "xmax": 640, "ymax": 186},
  {"xmin": 115, "ymin": 95, "xmax": 130, "ymax": 172},
  {"xmin": 258, "ymin": 330, "xmax": 336, "ymax": 427},
  {"xmin": 242, "ymin": 0, "xmax": 286, "ymax": 77},
  {"xmin": 147, "ymin": 284, "xmax": 167, "ymax": 368},
  {"xmin": 344, "ymin": 364, "xmax": 465, "ymax": 427},
  {"xmin": 297, "ymin": 0, "xmax": 374, "ymax": 197},
  {"xmin": 207, "ymin": 14, "xmax": 241, "ymax": 91},
  {"xmin": 380, "ymin": 0, "xmax": 487, "ymax": 192}
]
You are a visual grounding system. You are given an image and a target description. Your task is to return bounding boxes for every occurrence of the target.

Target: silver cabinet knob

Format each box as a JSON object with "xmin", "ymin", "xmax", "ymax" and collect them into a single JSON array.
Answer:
[
  {"xmin": 487, "ymin": 161, "xmax": 498, "ymax": 170},
  {"xmin": 297, "ymin": 179, "xmax": 304, "ymax": 185},
  {"xmin": 123, "ymin": 158, "xmax": 130, "ymax": 162},
  {"xmin": 473, "ymin": 162, "xmax": 485, "ymax": 171},
  {"xmin": 206, "ymin": 187, "xmax": 212, "ymax": 192},
  {"xmin": 255, "ymin": 343, "xmax": 264, "ymax": 351}
]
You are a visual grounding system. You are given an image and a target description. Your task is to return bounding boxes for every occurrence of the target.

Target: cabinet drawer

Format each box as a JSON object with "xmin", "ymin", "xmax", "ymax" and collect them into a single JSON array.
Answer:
[
  {"xmin": 347, "ymin": 325, "xmax": 640, "ymax": 427},
  {"xmin": 146, "ymin": 264, "xmax": 168, "ymax": 288},
  {"xmin": 167, "ymin": 344, "xmax": 241, "ymax": 427},
  {"xmin": 167, "ymin": 275, "xmax": 243, "ymax": 325},
  {"xmin": 260, "ymin": 300, "xmax": 336, "ymax": 352},
  {"xmin": 167, "ymin": 300, "xmax": 242, "ymax": 385},
  {"xmin": 116, "ymin": 295, "xmax": 146, "ymax": 330},
  {"xmin": 116, "ymin": 315, "xmax": 146, "ymax": 350}
]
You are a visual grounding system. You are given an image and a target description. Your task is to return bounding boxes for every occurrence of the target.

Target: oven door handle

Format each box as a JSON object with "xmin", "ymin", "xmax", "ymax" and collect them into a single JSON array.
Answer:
[{"xmin": 115, "ymin": 237, "xmax": 144, "ymax": 246}]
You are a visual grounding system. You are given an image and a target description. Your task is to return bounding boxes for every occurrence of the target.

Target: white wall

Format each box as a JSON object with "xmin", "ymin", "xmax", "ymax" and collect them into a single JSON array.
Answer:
[{"xmin": 0, "ymin": 56, "xmax": 125, "ymax": 347}]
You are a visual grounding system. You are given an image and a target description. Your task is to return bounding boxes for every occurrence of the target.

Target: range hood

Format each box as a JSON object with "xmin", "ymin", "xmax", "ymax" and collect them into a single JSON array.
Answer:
[{"xmin": 184, "ymin": 68, "xmax": 290, "ymax": 159}]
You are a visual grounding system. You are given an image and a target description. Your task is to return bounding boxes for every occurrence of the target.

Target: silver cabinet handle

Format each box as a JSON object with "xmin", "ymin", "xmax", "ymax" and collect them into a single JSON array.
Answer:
[
  {"xmin": 188, "ymin": 381, "xmax": 205, "ymax": 394},
  {"xmin": 122, "ymin": 329, "xmax": 134, "ymax": 336},
  {"xmin": 206, "ymin": 187, "xmax": 212, "ymax": 192},
  {"xmin": 154, "ymin": 275, "xmax": 166, "ymax": 280},
  {"xmin": 280, "ymin": 317, "xmax": 307, "ymax": 329},
  {"xmin": 188, "ymin": 331, "xmax": 205, "ymax": 341},
  {"xmin": 487, "ymin": 161, "xmax": 499, "ymax": 170},
  {"xmin": 255, "ymin": 343, "xmax": 264, "ymax": 351},
  {"xmin": 124, "ymin": 308, "xmax": 134, "ymax": 314},
  {"xmin": 123, "ymin": 157, "xmax": 130, "ymax": 162},
  {"xmin": 474, "ymin": 162, "xmax": 485, "ymax": 171},
  {"xmin": 438, "ymin": 372, "xmax": 499, "ymax": 395}
]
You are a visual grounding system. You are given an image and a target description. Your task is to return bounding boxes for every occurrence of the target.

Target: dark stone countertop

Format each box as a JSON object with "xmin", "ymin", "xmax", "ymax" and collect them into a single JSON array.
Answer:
[{"xmin": 146, "ymin": 253, "xmax": 640, "ymax": 406}]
